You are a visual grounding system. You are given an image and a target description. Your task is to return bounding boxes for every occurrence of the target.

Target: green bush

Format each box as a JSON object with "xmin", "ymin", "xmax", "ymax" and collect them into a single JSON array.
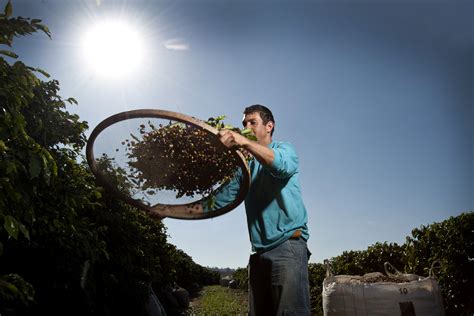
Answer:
[
  {"xmin": 0, "ymin": 3, "xmax": 104, "ymax": 314},
  {"xmin": 308, "ymin": 263, "xmax": 325, "ymax": 315},
  {"xmin": 328, "ymin": 242, "xmax": 406, "ymax": 276},
  {"xmin": 0, "ymin": 2, "xmax": 218, "ymax": 315},
  {"xmin": 166, "ymin": 245, "xmax": 220, "ymax": 291},
  {"xmin": 232, "ymin": 267, "xmax": 248, "ymax": 291},
  {"xmin": 309, "ymin": 212, "xmax": 473, "ymax": 315},
  {"xmin": 405, "ymin": 212, "xmax": 474, "ymax": 315}
]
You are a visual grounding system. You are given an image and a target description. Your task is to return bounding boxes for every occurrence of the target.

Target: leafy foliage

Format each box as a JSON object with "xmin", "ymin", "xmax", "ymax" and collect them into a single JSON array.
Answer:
[
  {"xmin": 166, "ymin": 245, "xmax": 220, "ymax": 290},
  {"xmin": 0, "ymin": 2, "xmax": 219, "ymax": 315},
  {"xmin": 328, "ymin": 242, "xmax": 406, "ymax": 276},
  {"xmin": 0, "ymin": 1, "xmax": 50, "ymax": 48},
  {"xmin": 405, "ymin": 212, "xmax": 474, "ymax": 315},
  {"xmin": 308, "ymin": 263, "xmax": 325, "ymax": 315},
  {"xmin": 0, "ymin": 274, "xmax": 34, "ymax": 309},
  {"xmin": 232, "ymin": 267, "xmax": 248, "ymax": 291}
]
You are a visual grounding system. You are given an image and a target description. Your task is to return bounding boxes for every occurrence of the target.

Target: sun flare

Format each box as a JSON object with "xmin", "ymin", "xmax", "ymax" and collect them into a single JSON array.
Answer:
[{"xmin": 81, "ymin": 19, "xmax": 145, "ymax": 78}]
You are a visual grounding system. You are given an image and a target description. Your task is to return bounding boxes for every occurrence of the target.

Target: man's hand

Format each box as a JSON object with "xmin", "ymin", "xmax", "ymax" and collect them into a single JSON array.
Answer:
[
  {"xmin": 218, "ymin": 129, "xmax": 275, "ymax": 167},
  {"xmin": 218, "ymin": 129, "xmax": 251, "ymax": 148}
]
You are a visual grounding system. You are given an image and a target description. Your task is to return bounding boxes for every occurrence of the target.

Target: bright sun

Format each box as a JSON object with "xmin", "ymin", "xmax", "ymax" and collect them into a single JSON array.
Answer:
[{"xmin": 81, "ymin": 19, "xmax": 145, "ymax": 78}]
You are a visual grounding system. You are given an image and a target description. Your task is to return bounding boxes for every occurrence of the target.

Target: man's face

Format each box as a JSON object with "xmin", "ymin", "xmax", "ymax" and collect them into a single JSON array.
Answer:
[{"xmin": 242, "ymin": 112, "xmax": 273, "ymax": 143}]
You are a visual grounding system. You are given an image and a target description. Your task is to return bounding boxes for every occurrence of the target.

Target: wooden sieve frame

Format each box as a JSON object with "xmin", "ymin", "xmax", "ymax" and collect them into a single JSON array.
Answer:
[{"xmin": 86, "ymin": 109, "xmax": 250, "ymax": 220}]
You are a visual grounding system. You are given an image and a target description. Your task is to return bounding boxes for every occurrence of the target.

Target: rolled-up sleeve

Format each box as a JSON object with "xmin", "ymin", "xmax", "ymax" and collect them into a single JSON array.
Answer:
[{"xmin": 266, "ymin": 142, "xmax": 298, "ymax": 179}]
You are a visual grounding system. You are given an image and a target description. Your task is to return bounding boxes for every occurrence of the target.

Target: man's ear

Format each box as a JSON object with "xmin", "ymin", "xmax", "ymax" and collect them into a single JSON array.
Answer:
[{"xmin": 266, "ymin": 121, "xmax": 274, "ymax": 134}]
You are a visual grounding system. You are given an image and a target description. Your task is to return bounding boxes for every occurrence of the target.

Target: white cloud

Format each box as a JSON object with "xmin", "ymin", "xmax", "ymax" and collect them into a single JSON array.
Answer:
[{"xmin": 164, "ymin": 38, "xmax": 189, "ymax": 51}]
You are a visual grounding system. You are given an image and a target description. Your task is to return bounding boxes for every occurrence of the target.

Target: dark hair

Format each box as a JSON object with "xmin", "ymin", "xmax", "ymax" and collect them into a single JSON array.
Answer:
[{"xmin": 243, "ymin": 104, "xmax": 275, "ymax": 136}]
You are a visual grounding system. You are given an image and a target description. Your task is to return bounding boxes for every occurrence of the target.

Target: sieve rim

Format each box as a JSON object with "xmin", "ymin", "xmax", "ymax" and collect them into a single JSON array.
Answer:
[{"xmin": 86, "ymin": 109, "xmax": 251, "ymax": 220}]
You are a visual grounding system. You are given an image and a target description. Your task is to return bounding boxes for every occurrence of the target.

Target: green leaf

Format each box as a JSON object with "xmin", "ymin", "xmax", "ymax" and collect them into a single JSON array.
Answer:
[
  {"xmin": 240, "ymin": 128, "xmax": 253, "ymax": 135},
  {"xmin": 5, "ymin": 1, "xmax": 12, "ymax": 18},
  {"xmin": 35, "ymin": 23, "xmax": 51, "ymax": 38},
  {"xmin": 94, "ymin": 190, "xmax": 102, "ymax": 199},
  {"xmin": 0, "ymin": 50, "xmax": 18, "ymax": 58},
  {"xmin": 4, "ymin": 215, "xmax": 19, "ymax": 239},
  {"xmin": 102, "ymin": 248, "xmax": 110, "ymax": 261},
  {"xmin": 29, "ymin": 155, "xmax": 42, "ymax": 179},
  {"xmin": 0, "ymin": 140, "xmax": 7, "ymax": 152},
  {"xmin": 34, "ymin": 67, "xmax": 50, "ymax": 78},
  {"xmin": 206, "ymin": 195, "xmax": 217, "ymax": 210},
  {"xmin": 53, "ymin": 219, "xmax": 61, "ymax": 229},
  {"xmin": 66, "ymin": 97, "xmax": 78, "ymax": 105},
  {"xmin": 18, "ymin": 222, "xmax": 30, "ymax": 240},
  {"xmin": 240, "ymin": 128, "xmax": 257, "ymax": 141}
]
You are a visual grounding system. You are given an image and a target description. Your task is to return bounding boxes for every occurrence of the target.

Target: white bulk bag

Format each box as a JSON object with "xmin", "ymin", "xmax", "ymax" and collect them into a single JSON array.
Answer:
[{"xmin": 322, "ymin": 262, "xmax": 444, "ymax": 316}]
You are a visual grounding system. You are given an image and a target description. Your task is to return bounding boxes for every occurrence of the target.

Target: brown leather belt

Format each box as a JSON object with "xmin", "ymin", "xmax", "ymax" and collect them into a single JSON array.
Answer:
[{"xmin": 290, "ymin": 230, "xmax": 302, "ymax": 239}]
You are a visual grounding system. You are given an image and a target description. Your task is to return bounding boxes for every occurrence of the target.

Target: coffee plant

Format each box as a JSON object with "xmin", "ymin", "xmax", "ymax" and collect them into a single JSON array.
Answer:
[
  {"xmin": 231, "ymin": 267, "xmax": 248, "ymax": 291},
  {"xmin": 405, "ymin": 212, "xmax": 474, "ymax": 315},
  {"xmin": 0, "ymin": 2, "xmax": 220, "ymax": 315}
]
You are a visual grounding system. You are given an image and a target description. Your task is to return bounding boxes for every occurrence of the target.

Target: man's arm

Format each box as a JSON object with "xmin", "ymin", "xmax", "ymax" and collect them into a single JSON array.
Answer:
[
  {"xmin": 202, "ymin": 169, "xmax": 242, "ymax": 212},
  {"xmin": 218, "ymin": 129, "xmax": 274, "ymax": 166},
  {"xmin": 219, "ymin": 130, "xmax": 298, "ymax": 179}
]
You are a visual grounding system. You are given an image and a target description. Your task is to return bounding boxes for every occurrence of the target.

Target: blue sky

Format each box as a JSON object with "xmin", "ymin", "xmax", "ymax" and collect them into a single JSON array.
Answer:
[{"xmin": 8, "ymin": 0, "xmax": 473, "ymax": 269}]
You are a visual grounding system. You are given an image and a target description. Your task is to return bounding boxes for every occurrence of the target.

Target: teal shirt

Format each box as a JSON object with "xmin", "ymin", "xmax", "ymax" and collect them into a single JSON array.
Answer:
[
  {"xmin": 204, "ymin": 141, "xmax": 309, "ymax": 253},
  {"xmin": 246, "ymin": 141, "xmax": 309, "ymax": 252}
]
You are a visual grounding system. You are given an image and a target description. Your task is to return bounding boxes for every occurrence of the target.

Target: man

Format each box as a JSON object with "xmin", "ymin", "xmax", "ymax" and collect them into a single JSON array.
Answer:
[{"xmin": 218, "ymin": 104, "xmax": 311, "ymax": 315}]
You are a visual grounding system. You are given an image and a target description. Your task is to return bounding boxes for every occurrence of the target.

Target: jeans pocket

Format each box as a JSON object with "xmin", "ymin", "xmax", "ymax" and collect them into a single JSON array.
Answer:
[
  {"xmin": 287, "ymin": 238, "xmax": 304, "ymax": 258},
  {"xmin": 287, "ymin": 238, "xmax": 312, "ymax": 262}
]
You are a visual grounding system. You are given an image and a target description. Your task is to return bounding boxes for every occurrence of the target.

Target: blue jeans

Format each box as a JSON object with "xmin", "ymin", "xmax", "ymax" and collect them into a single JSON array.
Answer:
[{"xmin": 249, "ymin": 238, "xmax": 311, "ymax": 316}]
